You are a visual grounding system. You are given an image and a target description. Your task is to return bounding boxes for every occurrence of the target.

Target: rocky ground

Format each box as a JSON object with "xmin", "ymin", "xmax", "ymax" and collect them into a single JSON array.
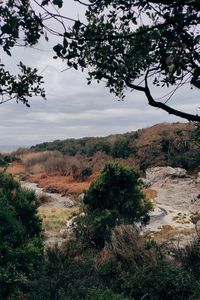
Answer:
[
  {"xmin": 20, "ymin": 166, "xmax": 200, "ymax": 247},
  {"xmin": 21, "ymin": 182, "xmax": 80, "ymax": 248},
  {"xmin": 144, "ymin": 167, "xmax": 200, "ymax": 245}
]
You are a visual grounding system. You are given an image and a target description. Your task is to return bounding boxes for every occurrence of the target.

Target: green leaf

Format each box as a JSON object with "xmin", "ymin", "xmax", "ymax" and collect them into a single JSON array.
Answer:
[
  {"xmin": 53, "ymin": 43, "xmax": 63, "ymax": 56},
  {"xmin": 52, "ymin": 0, "xmax": 63, "ymax": 8},
  {"xmin": 63, "ymin": 38, "xmax": 68, "ymax": 48}
]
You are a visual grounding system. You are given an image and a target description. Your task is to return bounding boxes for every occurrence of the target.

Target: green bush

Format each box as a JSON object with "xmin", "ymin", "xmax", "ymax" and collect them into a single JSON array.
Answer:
[
  {"xmin": 173, "ymin": 237, "xmax": 200, "ymax": 280},
  {"xmin": 28, "ymin": 248, "xmax": 99, "ymax": 300},
  {"xmin": 130, "ymin": 260, "xmax": 200, "ymax": 300},
  {"xmin": 111, "ymin": 139, "xmax": 132, "ymax": 158},
  {"xmin": 0, "ymin": 172, "xmax": 43, "ymax": 299},
  {"xmin": 78, "ymin": 162, "xmax": 152, "ymax": 248},
  {"xmin": 86, "ymin": 288, "xmax": 128, "ymax": 300}
]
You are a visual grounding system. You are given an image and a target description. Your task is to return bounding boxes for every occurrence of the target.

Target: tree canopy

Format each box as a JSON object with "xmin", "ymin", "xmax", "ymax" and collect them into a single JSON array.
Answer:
[{"xmin": 1, "ymin": 0, "xmax": 200, "ymax": 120}]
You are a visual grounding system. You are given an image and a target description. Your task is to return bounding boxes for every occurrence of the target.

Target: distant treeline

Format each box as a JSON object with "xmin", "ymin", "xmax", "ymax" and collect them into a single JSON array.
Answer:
[
  {"xmin": 30, "ymin": 123, "xmax": 200, "ymax": 171},
  {"xmin": 30, "ymin": 132, "xmax": 139, "ymax": 159}
]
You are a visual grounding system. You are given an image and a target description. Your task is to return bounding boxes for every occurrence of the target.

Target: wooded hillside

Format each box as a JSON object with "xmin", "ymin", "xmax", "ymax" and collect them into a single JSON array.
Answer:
[{"xmin": 30, "ymin": 122, "xmax": 200, "ymax": 172}]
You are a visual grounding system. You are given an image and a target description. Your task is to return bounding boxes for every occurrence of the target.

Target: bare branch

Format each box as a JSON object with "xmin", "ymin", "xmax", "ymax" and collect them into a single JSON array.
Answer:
[{"xmin": 144, "ymin": 70, "xmax": 200, "ymax": 122}]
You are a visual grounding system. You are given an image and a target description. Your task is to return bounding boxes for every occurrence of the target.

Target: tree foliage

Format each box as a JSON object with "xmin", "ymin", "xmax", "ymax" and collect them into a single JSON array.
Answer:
[
  {"xmin": 62, "ymin": 0, "xmax": 200, "ymax": 121},
  {"xmin": 0, "ymin": 0, "xmax": 45, "ymax": 105},
  {"xmin": 79, "ymin": 162, "xmax": 152, "ymax": 248},
  {"xmin": 111, "ymin": 139, "xmax": 132, "ymax": 158},
  {"xmin": 1, "ymin": 0, "xmax": 200, "ymax": 119}
]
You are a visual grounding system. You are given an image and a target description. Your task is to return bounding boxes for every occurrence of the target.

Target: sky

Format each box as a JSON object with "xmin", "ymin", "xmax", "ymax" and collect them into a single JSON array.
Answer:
[{"xmin": 0, "ymin": 1, "xmax": 199, "ymax": 151}]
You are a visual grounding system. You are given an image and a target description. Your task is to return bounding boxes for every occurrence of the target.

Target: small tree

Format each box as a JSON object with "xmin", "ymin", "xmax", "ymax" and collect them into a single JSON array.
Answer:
[{"xmin": 81, "ymin": 162, "xmax": 152, "ymax": 248}]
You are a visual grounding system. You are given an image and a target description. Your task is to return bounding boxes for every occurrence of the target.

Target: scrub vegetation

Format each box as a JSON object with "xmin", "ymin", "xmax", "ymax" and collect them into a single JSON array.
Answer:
[{"xmin": 0, "ymin": 163, "xmax": 200, "ymax": 299}]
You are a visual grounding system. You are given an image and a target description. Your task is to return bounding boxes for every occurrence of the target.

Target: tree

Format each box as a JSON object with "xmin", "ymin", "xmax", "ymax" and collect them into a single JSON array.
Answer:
[
  {"xmin": 0, "ymin": 1, "xmax": 45, "ymax": 106},
  {"xmin": 79, "ymin": 162, "xmax": 152, "ymax": 248},
  {"xmin": 0, "ymin": 172, "xmax": 43, "ymax": 299},
  {"xmin": 111, "ymin": 139, "xmax": 131, "ymax": 158},
  {"xmin": 2, "ymin": 0, "xmax": 200, "ymax": 121}
]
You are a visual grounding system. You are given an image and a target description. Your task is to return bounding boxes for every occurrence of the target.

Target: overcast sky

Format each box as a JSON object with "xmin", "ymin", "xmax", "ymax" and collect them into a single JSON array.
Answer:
[{"xmin": 0, "ymin": 1, "xmax": 199, "ymax": 151}]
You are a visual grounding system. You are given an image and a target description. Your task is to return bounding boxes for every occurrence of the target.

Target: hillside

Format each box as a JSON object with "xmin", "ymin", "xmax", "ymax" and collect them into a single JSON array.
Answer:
[
  {"xmin": 30, "ymin": 122, "xmax": 200, "ymax": 172},
  {"xmin": 4, "ymin": 122, "xmax": 199, "ymax": 203},
  {"xmin": 5, "ymin": 122, "xmax": 199, "ymax": 195},
  {"xmin": 4, "ymin": 122, "xmax": 200, "ymax": 283}
]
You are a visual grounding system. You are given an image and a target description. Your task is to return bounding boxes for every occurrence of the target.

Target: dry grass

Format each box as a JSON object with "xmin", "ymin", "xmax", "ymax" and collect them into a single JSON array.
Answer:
[
  {"xmin": 153, "ymin": 225, "xmax": 195, "ymax": 243},
  {"xmin": 110, "ymin": 224, "xmax": 155, "ymax": 265},
  {"xmin": 134, "ymin": 123, "xmax": 193, "ymax": 147},
  {"xmin": 172, "ymin": 213, "xmax": 191, "ymax": 224},
  {"xmin": 94, "ymin": 224, "xmax": 156, "ymax": 269},
  {"xmin": 6, "ymin": 162, "xmax": 26, "ymax": 175},
  {"xmin": 20, "ymin": 151, "xmax": 44, "ymax": 161},
  {"xmin": 38, "ymin": 206, "xmax": 80, "ymax": 232},
  {"xmin": 143, "ymin": 188, "xmax": 157, "ymax": 200}
]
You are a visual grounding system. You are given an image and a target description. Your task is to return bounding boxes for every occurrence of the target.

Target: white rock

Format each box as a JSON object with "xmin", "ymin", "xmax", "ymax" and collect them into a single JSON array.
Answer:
[
  {"xmin": 64, "ymin": 200, "xmax": 75, "ymax": 208},
  {"xmin": 66, "ymin": 212, "xmax": 85, "ymax": 232},
  {"xmin": 78, "ymin": 193, "xmax": 85, "ymax": 202},
  {"xmin": 196, "ymin": 172, "xmax": 200, "ymax": 183},
  {"xmin": 146, "ymin": 166, "xmax": 187, "ymax": 183},
  {"xmin": 141, "ymin": 178, "xmax": 151, "ymax": 188},
  {"xmin": 196, "ymin": 220, "xmax": 200, "ymax": 235}
]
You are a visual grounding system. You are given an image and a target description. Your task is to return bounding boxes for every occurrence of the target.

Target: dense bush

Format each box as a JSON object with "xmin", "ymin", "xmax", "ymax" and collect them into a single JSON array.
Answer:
[
  {"xmin": 30, "ymin": 132, "xmax": 139, "ymax": 159},
  {"xmin": 86, "ymin": 288, "xmax": 128, "ymax": 300},
  {"xmin": 129, "ymin": 260, "xmax": 200, "ymax": 300},
  {"xmin": 31, "ymin": 137, "xmax": 112, "ymax": 157},
  {"xmin": 111, "ymin": 139, "xmax": 132, "ymax": 158},
  {"xmin": 27, "ymin": 232, "xmax": 200, "ymax": 300},
  {"xmin": 76, "ymin": 162, "xmax": 152, "ymax": 248},
  {"xmin": 0, "ymin": 153, "xmax": 17, "ymax": 167},
  {"xmin": 0, "ymin": 172, "xmax": 43, "ymax": 299},
  {"xmin": 173, "ymin": 237, "xmax": 200, "ymax": 280},
  {"xmin": 27, "ymin": 248, "xmax": 99, "ymax": 300}
]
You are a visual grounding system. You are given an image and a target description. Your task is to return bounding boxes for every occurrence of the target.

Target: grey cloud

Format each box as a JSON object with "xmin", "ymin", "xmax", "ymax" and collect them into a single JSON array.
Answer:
[{"xmin": 0, "ymin": 1, "xmax": 199, "ymax": 150}]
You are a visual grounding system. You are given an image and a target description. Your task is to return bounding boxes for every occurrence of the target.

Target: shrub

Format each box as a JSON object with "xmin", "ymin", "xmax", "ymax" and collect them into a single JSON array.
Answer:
[
  {"xmin": 0, "ymin": 172, "xmax": 43, "ymax": 298},
  {"xmin": 130, "ymin": 260, "xmax": 200, "ymax": 300},
  {"xmin": 86, "ymin": 288, "xmax": 128, "ymax": 300},
  {"xmin": 173, "ymin": 236, "xmax": 200, "ymax": 280},
  {"xmin": 77, "ymin": 162, "xmax": 152, "ymax": 248},
  {"xmin": 111, "ymin": 139, "xmax": 132, "ymax": 158},
  {"xmin": 27, "ymin": 247, "xmax": 99, "ymax": 300},
  {"xmin": 109, "ymin": 224, "xmax": 155, "ymax": 268}
]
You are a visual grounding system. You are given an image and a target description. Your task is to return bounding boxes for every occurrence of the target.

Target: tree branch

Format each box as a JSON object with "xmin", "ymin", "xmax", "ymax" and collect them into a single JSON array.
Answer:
[
  {"xmin": 125, "ymin": 80, "xmax": 146, "ymax": 92},
  {"xmin": 126, "ymin": 71, "xmax": 200, "ymax": 122},
  {"xmin": 144, "ymin": 70, "xmax": 200, "ymax": 122}
]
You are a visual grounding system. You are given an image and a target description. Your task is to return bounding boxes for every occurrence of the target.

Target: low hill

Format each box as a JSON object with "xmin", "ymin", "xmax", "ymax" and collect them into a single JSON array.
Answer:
[{"xmin": 30, "ymin": 122, "xmax": 200, "ymax": 172}]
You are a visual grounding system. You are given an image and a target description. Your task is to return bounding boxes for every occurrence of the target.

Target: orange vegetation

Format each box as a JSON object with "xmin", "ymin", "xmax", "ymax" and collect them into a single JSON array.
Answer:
[
  {"xmin": 6, "ymin": 162, "xmax": 26, "ymax": 175},
  {"xmin": 28, "ymin": 172, "xmax": 93, "ymax": 195},
  {"xmin": 143, "ymin": 188, "xmax": 157, "ymax": 200}
]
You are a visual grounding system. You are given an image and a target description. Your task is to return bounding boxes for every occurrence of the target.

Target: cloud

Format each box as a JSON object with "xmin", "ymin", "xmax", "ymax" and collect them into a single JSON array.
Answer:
[{"xmin": 0, "ymin": 1, "xmax": 199, "ymax": 150}]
